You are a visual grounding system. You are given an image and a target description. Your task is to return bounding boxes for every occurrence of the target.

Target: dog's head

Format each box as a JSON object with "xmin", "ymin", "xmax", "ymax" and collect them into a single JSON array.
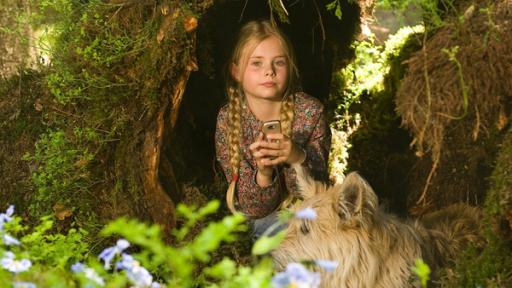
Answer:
[
  {"xmin": 287, "ymin": 165, "xmax": 379, "ymax": 236},
  {"xmin": 272, "ymin": 166, "xmax": 380, "ymax": 270}
]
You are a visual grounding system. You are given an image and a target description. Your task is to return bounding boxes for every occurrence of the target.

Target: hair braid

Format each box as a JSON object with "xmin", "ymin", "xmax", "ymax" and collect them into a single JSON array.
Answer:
[
  {"xmin": 280, "ymin": 93, "xmax": 295, "ymax": 138},
  {"xmin": 279, "ymin": 93, "xmax": 296, "ymax": 208},
  {"xmin": 226, "ymin": 87, "xmax": 242, "ymax": 213}
]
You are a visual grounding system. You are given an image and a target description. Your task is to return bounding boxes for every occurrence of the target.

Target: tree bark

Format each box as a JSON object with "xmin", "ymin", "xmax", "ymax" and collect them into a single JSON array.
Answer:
[{"xmin": 142, "ymin": 36, "xmax": 198, "ymax": 235}]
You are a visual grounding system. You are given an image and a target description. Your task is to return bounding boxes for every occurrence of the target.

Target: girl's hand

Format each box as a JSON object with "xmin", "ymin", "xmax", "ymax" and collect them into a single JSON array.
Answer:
[
  {"xmin": 265, "ymin": 133, "xmax": 306, "ymax": 165},
  {"xmin": 250, "ymin": 133, "xmax": 306, "ymax": 167},
  {"xmin": 249, "ymin": 133, "xmax": 274, "ymax": 174},
  {"xmin": 249, "ymin": 133, "xmax": 275, "ymax": 187}
]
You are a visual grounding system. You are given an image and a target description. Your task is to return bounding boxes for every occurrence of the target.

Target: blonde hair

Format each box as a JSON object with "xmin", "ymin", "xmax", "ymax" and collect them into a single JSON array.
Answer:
[{"xmin": 225, "ymin": 20, "xmax": 300, "ymax": 213}]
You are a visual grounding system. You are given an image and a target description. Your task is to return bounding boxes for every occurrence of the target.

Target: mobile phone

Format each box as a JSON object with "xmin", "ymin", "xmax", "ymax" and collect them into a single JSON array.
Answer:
[{"xmin": 261, "ymin": 120, "xmax": 281, "ymax": 143}]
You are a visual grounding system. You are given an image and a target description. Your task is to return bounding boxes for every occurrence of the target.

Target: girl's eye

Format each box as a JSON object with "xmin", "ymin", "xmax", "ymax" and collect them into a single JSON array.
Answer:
[
  {"xmin": 250, "ymin": 61, "xmax": 262, "ymax": 67},
  {"xmin": 274, "ymin": 59, "xmax": 287, "ymax": 67}
]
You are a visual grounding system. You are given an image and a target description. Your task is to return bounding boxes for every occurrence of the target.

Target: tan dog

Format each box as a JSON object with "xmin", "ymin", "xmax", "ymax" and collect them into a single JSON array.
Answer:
[{"xmin": 272, "ymin": 166, "xmax": 482, "ymax": 288}]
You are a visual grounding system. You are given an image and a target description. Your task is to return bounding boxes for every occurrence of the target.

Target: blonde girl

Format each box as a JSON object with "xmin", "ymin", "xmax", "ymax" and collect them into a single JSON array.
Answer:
[{"xmin": 215, "ymin": 20, "xmax": 331, "ymax": 237}]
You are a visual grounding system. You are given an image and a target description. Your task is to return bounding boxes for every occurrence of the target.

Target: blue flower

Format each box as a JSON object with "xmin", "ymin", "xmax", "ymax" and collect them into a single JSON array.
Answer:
[
  {"xmin": 1, "ymin": 251, "xmax": 32, "ymax": 273},
  {"xmin": 13, "ymin": 281, "xmax": 36, "ymax": 288},
  {"xmin": 5, "ymin": 205, "xmax": 14, "ymax": 217},
  {"xmin": 98, "ymin": 239, "xmax": 130, "ymax": 269},
  {"xmin": 271, "ymin": 272, "xmax": 291, "ymax": 287},
  {"xmin": 0, "ymin": 205, "xmax": 14, "ymax": 231},
  {"xmin": 127, "ymin": 266, "xmax": 154, "ymax": 287},
  {"xmin": 314, "ymin": 260, "xmax": 339, "ymax": 272},
  {"xmin": 116, "ymin": 253, "xmax": 156, "ymax": 287},
  {"xmin": 71, "ymin": 262, "xmax": 86, "ymax": 273},
  {"xmin": 83, "ymin": 267, "xmax": 105, "ymax": 286},
  {"xmin": 71, "ymin": 262, "xmax": 105, "ymax": 286},
  {"xmin": 272, "ymin": 262, "xmax": 320, "ymax": 288},
  {"xmin": 3, "ymin": 233, "xmax": 20, "ymax": 246},
  {"xmin": 115, "ymin": 253, "xmax": 133, "ymax": 270},
  {"xmin": 294, "ymin": 207, "xmax": 317, "ymax": 220}
]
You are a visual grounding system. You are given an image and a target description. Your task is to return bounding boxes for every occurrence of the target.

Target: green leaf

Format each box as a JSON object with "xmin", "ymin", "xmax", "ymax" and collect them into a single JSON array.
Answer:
[
  {"xmin": 335, "ymin": 5, "xmax": 342, "ymax": 20},
  {"xmin": 205, "ymin": 257, "xmax": 237, "ymax": 279},
  {"xmin": 251, "ymin": 230, "xmax": 286, "ymax": 256},
  {"xmin": 277, "ymin": 209, "xmax": 294, "ymax": 222},
  {"xmin": 189, "ymin": 213, "xmax": 246, "ymax": 262},
  {"xmin": 326, "ymin": 0, "xmax": 342, "ymax": 20},
  {"xmin": 198, "ymin": 200, "xmax": 220, "ymax": 217},
  {"xmin": 326, "ymin": 1, "xmax": 337, "ymax": 10},
  {"xmin": 412, "ymin": 258, "xmax": 431, "ymax": 288}
]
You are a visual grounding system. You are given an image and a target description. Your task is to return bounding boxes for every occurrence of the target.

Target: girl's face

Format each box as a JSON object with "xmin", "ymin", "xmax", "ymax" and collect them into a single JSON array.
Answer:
[{"xmin": 233, "ymin": 36, "xmax": 289, "ymax": 102}]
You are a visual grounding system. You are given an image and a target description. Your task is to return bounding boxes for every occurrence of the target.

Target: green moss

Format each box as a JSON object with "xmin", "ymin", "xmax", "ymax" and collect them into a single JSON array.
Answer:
[
  {"xmin": 1, "ymin": 0, "xmax": 212, "ymax": 232},
  {"xmin": 438, "ymin": 128, "xmax": 512, "ymax": 287},
  {"xmin": 440, "ymin": 228, "xmax": 512, "ymax": 287},
  {"xmin": 328, "ymin": 27, "xmax": 423, "ymax": 213},
  {"xmin": 485, "ymin": 127, "xmax": 512, "ymax": 217},
  {"xmin": 0, "ymin": 70, "xmax": 48, "ymax": 212}
]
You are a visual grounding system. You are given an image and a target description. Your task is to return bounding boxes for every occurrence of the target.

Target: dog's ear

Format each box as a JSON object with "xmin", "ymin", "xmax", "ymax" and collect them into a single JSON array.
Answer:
[
  {"xmin": 335, "ymin": 172, "xmax": 378, "ymax": 221},
  {"xmin": 292, "ymin": 164, "xmax": 321, "ymax": 199}
]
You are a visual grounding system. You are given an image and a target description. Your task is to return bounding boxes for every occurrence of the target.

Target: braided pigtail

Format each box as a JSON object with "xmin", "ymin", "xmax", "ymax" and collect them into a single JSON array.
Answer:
[
  {"xmin": 280, "ymin": 93, "xmax": 295, "ymax": 138},
  {"xmin": 279, "ymin": 93, "xmax": 296, "ymax": 209},
  {"xmin": 226, "ymin": 87, "xmax": 242, "ymax": 213}
]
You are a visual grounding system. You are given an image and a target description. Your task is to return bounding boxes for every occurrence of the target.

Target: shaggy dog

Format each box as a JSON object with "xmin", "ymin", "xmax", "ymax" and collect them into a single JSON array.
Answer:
[{"xmin": 272, "ymin": 167, "xmax": 482, "ymax": 288}]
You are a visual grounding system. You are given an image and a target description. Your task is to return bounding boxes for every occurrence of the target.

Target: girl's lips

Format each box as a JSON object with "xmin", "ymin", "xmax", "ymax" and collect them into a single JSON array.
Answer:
[{"xmin": 261, "ymin": 82, "xmax": 275, "ymax": 87}]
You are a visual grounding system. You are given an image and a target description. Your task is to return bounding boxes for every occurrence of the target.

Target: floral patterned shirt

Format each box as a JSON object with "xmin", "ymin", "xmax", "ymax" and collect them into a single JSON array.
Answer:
[{"xmin": 215, "ymin": 92, "xmax": 331, "ymax": 219}]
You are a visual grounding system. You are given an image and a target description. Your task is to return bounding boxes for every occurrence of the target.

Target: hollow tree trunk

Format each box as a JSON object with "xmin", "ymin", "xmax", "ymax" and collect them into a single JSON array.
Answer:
[
  {"xmin": 138, "ymin": 9, "xmax": 201, "ymax": 235},
  {"xmin": 142, "ymin": 55, "xmax": 197, "ymax": 234}
]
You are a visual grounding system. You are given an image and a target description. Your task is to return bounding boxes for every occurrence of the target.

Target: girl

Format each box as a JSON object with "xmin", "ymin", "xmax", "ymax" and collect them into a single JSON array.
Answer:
[{"xmin": 215, "ymin": 20, "xmax": 331, "ymax": 237}]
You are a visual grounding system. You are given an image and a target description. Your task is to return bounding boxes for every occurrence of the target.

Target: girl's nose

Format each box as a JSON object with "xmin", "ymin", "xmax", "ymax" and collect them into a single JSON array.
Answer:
[{"xmin": 264, "ymin": 66, "xmax": 276, "ymax": 77}]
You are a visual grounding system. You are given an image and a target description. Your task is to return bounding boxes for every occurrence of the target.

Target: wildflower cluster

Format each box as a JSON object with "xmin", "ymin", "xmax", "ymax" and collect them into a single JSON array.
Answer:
[
  {"xmin": 1, "ymin": 252, "xmax": 32, "ymax": 274},
  {"xmin": 71, "ymin": 239, "xmax": 162, "ymax": 287},
  {"xmin": 0, "ymin": 205, "xmax": 35, "ymax": 287},
  {"xmin": 1, "ymin": 206, "xmax": 20, "ymax": 247},
  {"xmin": 98, "ymin": 239, "xmax": 130, "ymax": 270},
  {"xmin": 272, "ymin": 262, "xmax": 320, "ymax": 288},
  {"xmin": 0, "ymin": 205, "xmax": 164, "ymax": 288},
  {"xmin": 0, "ymin": 202, "xmax": 341, "ymax": 288},
  {"xmin": 116, "ymin": 254, "xmax": 160, "ymax": 288}
]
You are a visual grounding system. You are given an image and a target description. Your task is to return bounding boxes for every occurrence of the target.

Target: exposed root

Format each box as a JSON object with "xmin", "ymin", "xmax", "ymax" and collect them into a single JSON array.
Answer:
[{"xmin": 416, "ymin": 153, "xmax": 440, "ymax": 206}]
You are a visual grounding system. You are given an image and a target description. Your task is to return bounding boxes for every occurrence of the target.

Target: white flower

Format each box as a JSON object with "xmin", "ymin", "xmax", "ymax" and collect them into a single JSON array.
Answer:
[
  {"xmin": 71, "ymin": 262, "xmax": 105, "ymax": 286},
  {"xmin": 84, "ymin": 267, "xmax": 105, "ymax": 286},
  {"xmin": 116, "ymin": 253, "xmax": 155, "ymax": 287},
  {"xmin": 314, "ymin": 260, "xmax": 339, "ymax": 272},
  {"xmin": 295, "ymin": 207, "xmax": 317, "ymax": 220},
  {"xmin": 0, "ymin": 205, "xmax": 15, "ymax": 231},
  {"xmin": 1, "ymin": 251, "xmax": 32, "ymax": 273},
  {"xmin": 3, "ymin": 233, "xmax": 20, "ymax": 246},
  {"xmin": 272, "ymin": 262, "xmax": 320, "ymax": 288}
]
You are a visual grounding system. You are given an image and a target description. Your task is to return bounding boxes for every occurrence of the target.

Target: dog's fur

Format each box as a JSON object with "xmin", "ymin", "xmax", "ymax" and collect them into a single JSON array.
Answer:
[{"xmin": 272, "ymin": 166, "xmax": 483, "ymax": 288}]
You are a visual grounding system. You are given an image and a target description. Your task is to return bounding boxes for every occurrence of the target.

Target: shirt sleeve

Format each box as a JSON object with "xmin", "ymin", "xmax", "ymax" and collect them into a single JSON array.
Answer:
[
  {"xmin": 301, "ymin": 104, "xmax": 331, "ymax": 183},
  {"xmin": 215, "ymin": 107, "xmax": 282, "ymax": 218}
]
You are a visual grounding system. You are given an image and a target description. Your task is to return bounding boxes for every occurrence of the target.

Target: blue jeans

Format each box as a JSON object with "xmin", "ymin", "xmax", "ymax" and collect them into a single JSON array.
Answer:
[{"xmin": 250, "ymin": 211, "xmax": 288, "ymax": 241}]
